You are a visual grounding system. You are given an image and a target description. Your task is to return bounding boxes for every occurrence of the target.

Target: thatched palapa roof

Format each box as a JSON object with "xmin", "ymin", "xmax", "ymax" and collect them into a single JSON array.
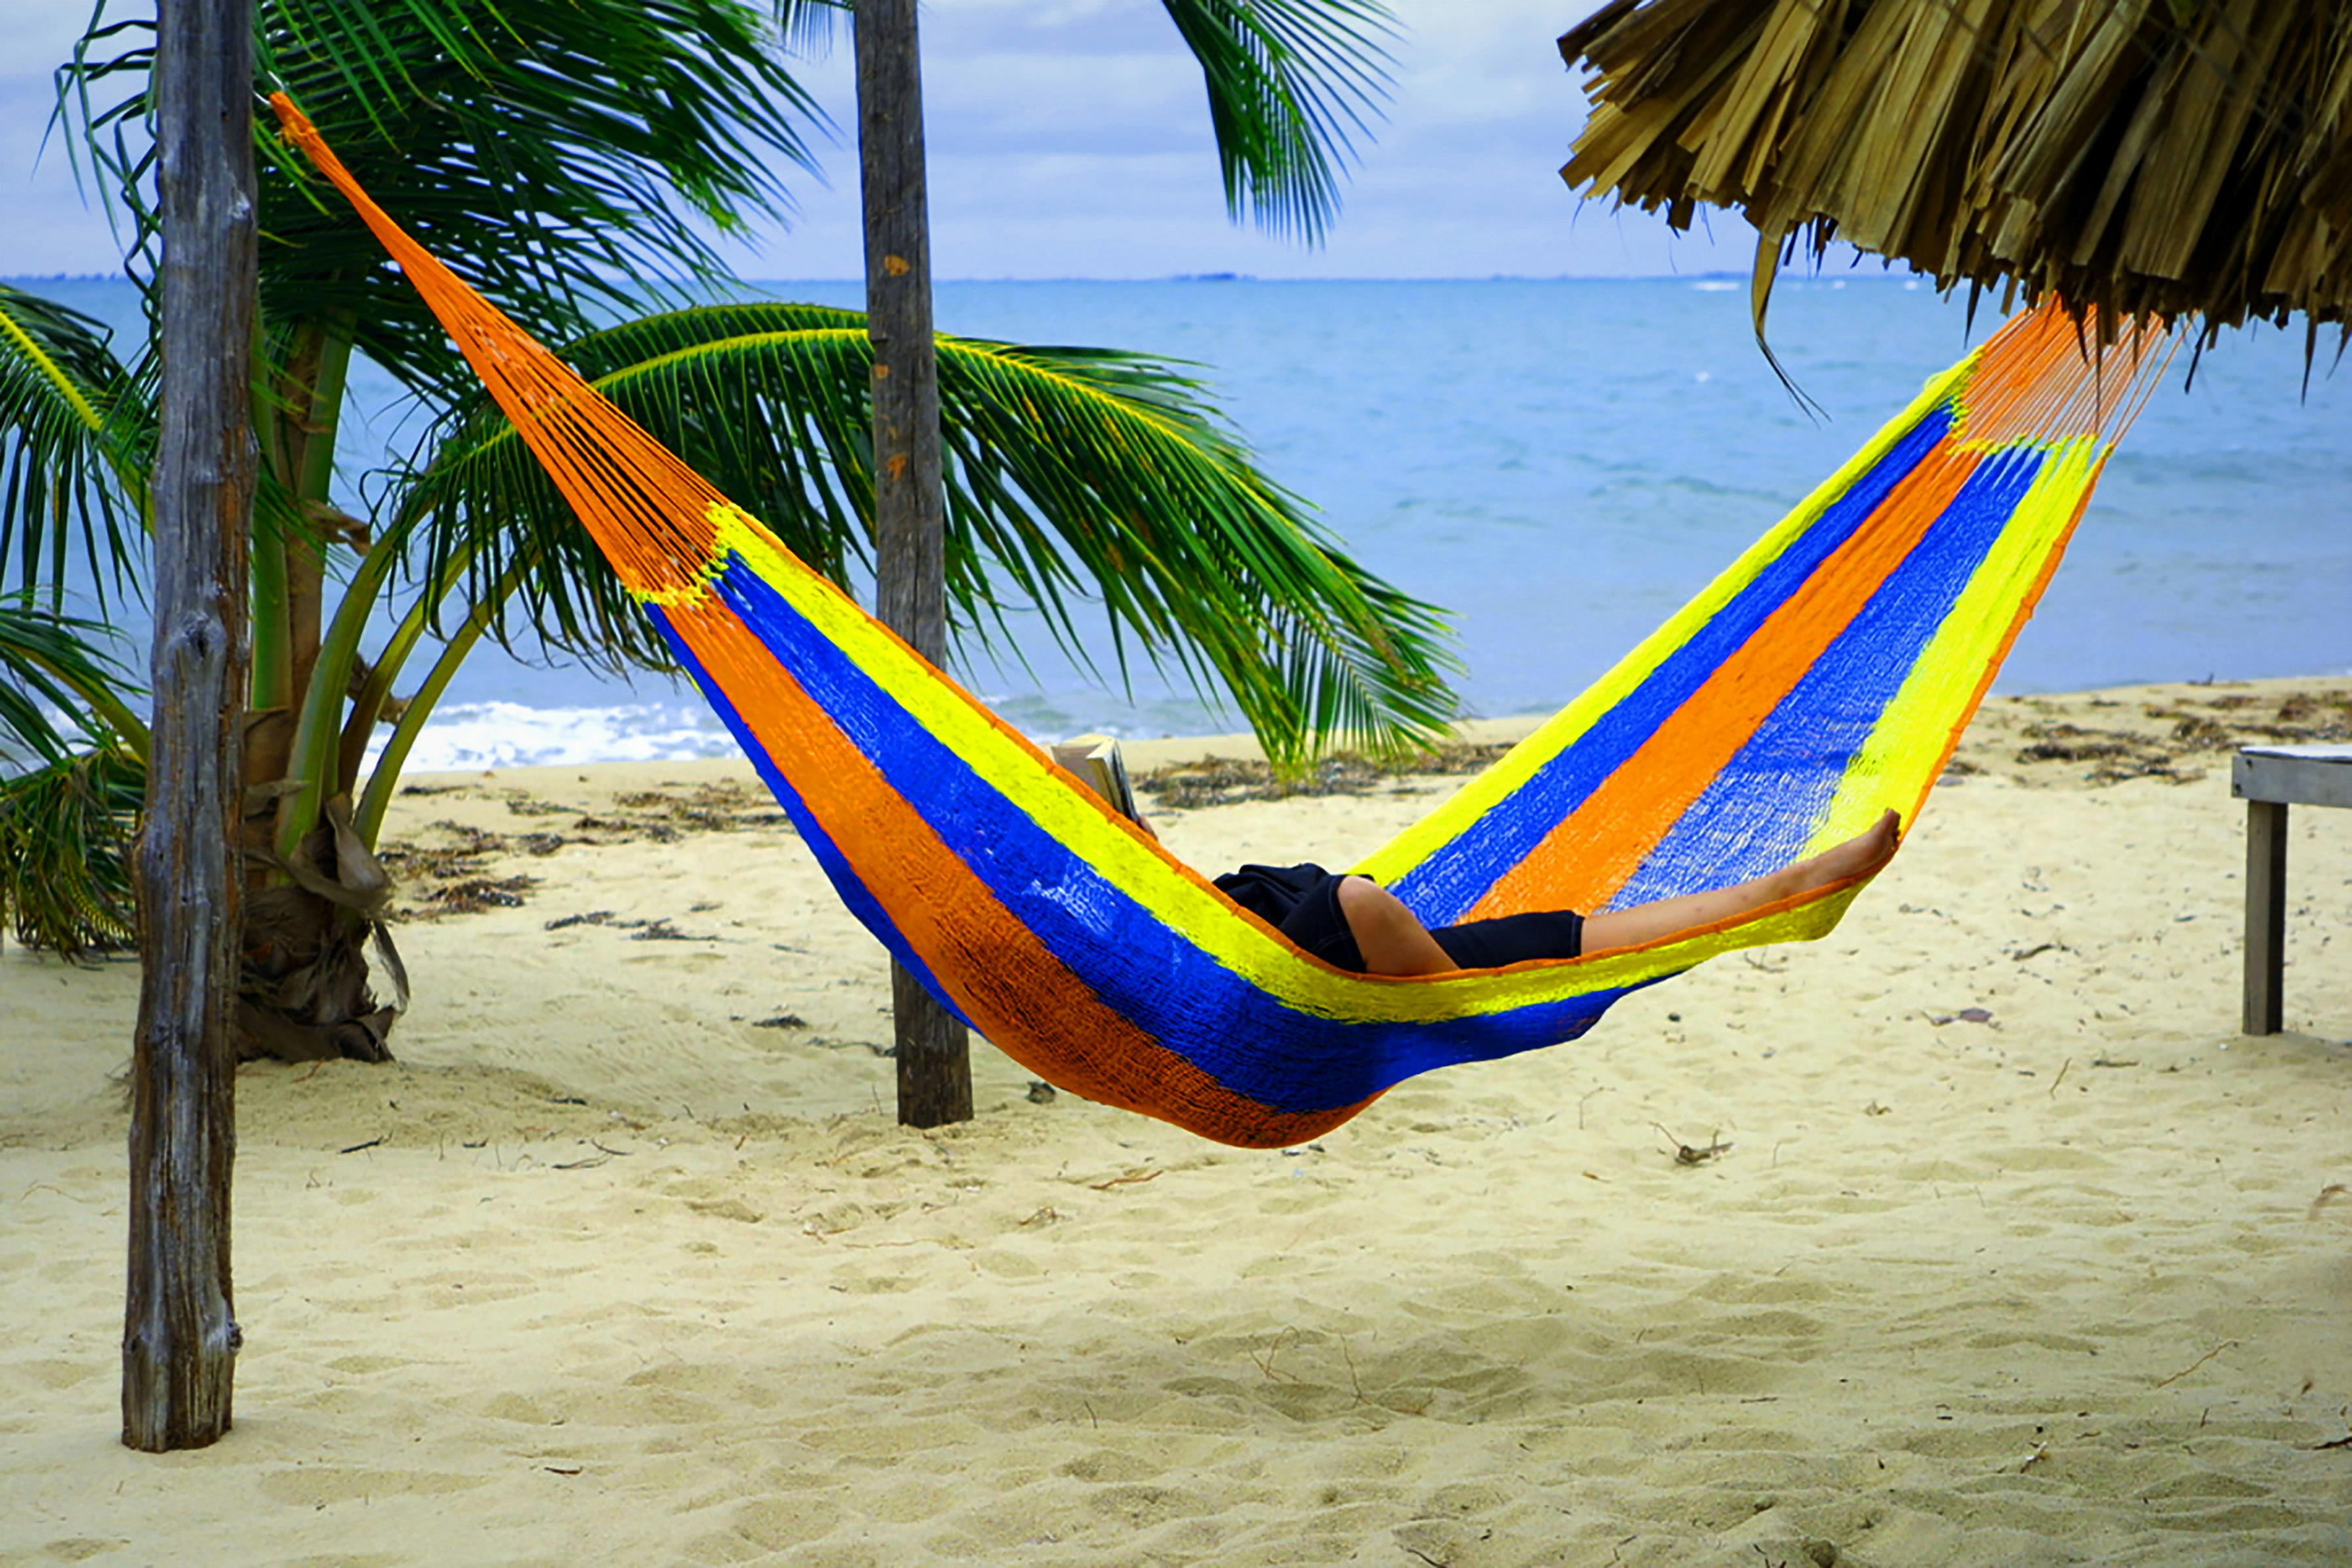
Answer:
[{"xmin": 1556, "ymin": 1, "xmax": 2352, "ymax": 351}]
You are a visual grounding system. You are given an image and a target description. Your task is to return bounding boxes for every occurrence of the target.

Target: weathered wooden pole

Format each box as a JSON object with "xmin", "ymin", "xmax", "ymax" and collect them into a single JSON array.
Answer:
[
  {"xmin": 854, "ymin": 0, "xmax": 973, "ymax": 1128},
  {"xmin": 124, "ymin": 0, "xmax": 255, "ymax": 1450}
]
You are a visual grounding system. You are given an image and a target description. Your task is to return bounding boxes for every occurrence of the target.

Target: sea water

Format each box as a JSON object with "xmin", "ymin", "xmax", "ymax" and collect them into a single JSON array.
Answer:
[{"xmin": 11, "ymin": 275, "xmax": 2349, "ymax": 770}]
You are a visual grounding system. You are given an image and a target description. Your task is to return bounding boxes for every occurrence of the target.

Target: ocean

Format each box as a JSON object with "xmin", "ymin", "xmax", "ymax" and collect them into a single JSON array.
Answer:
[{"xmin": 12, "ymin": 274, "xmax": 2350, "ymax": 771}]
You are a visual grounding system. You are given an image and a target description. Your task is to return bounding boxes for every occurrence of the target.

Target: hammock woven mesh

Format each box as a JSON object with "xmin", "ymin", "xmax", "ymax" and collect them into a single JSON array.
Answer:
[{"xmin": 275, "ymin": 95, "xmax": 2173, "ymax": 1147}]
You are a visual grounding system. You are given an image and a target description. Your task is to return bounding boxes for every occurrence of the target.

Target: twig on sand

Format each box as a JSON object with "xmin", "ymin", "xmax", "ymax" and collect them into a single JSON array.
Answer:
[
  {"xmin": 1654, "ymin": 1123, "xmax": 1731, "ymax": 1166},
  {"xmin": 338, "ymin": 1135, "xmax": 386, "ymax": 1154},
  {"xmin": 1088, "ymin": 1167, "xmax": 1163, "ymax": 1191},
  {"xmin": 2154, "ymin": 1340, "xmax": 2238, "ymax": 1388},
  {"xmin": 1250, "ymin": 1327, "xmax": 1301, "ymax": 1382}
]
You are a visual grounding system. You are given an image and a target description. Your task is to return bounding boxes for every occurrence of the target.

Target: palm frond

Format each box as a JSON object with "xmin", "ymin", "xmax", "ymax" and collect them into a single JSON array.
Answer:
[
  {"xmin": 59, "ymin": 0, "xmax": 830, "ymax": 400},
  {"xmin": 393, "ymin": 303, "xmax": 1461, "ymax": 765},
  {"xmin": 0, "ymin": 598, "xmax": 145, "ymax": 958},
  {"xmin": 0, "ymin": 285, "xmax": 148, "ymax": 608},
  {"xmin": 771, "ymin": 0, "xmax": 849, "ymax": 56},
  {"xmin": 0, "ymin": 595, "xmax": 148, "ymax": 770},
  {"xmin": 0, "ymin": 744, "xmax": 144, "ymax": 957},
  {"xmin": 1159, "ymin": 0, "xmax": 1398, "ymax": 243}
]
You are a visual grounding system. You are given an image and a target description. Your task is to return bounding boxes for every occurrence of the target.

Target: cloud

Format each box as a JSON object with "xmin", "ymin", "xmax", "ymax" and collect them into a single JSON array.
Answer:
[
  {"xmin": 732, "ymin": 0, "xmax": 1758, "ymax": 280},
  {"xmin": 1, "ymin": 0, "xmax": 1756, "ymax": 281}
]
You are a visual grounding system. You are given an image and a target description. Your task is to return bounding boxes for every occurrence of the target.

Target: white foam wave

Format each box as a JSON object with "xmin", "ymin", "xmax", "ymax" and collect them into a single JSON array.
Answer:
[
  {"xmin": 363, "ymin": 687, "xmax": 1231, "ymax": 776},
  {"xmin": 371, "ymin": 700, "xmax": 740, "ymax": 774}
]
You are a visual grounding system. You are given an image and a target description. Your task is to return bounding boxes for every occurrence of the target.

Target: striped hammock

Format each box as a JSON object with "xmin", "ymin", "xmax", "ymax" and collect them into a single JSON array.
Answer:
[{"xmin": 275, "ymin": 97, "xmax": 2172, "ymax": 1150}]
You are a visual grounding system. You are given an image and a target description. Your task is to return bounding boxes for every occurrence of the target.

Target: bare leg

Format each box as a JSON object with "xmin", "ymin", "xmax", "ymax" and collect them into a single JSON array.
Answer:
[
  {"xmin": 1580, "ymin": 808, "xmax": 1900, "ymax": 955},
  {"xmin": 1336, "ymin": 877, "xmax": 1458, "ymax": 976}
]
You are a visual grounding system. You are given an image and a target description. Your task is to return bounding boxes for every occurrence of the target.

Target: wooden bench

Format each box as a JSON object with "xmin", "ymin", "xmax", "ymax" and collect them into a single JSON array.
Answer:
[{"xmin": 2233, "ymin": 743, "xmax": 2352, "ymax": 1034}]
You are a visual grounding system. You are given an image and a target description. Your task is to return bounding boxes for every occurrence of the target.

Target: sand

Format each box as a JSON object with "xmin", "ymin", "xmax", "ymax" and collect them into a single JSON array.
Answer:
[{"xmin": 3, "ymin": 678, "xmax": 2349, "ymax": 1567}]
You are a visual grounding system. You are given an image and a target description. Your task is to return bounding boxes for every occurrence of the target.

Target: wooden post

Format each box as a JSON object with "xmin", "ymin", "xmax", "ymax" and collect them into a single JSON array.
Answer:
[
  {"xmin": 2234, "ymin": 745, "xmax": 2352, "ymax": 1037},
  {"xmin": 124, "ymin": 0, "xmax": 255, "ymax": 1451},
  {"xmin": 854, "ymin": 0, "xmax": 972, "ymax": 1128},
  {"xmin": 2242, "ymin": 798, "xmax": 2287, "ymax": 1036}
]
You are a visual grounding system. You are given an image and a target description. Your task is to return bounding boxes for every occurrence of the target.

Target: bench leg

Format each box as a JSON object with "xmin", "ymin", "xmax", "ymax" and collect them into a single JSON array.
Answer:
[{"xmin": 2243, "ymin": 799, "xmax": 2287, "ymax": 1036}]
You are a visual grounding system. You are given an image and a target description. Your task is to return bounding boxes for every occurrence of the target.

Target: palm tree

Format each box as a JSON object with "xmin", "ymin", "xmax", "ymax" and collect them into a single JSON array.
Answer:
[
  {"xmin": 0, "ymin": 1, "xmax": 1459, "ymax": 1055},
  {"xmin": 840, "ymin": 0, "xmax": 1404, "ymax": 1120}
]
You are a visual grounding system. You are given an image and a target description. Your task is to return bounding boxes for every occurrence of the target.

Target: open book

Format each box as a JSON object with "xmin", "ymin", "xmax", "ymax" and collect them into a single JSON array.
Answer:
[{"xmin": 1049, "ymin": 733, "xmax": 1139, "ymax": 823}]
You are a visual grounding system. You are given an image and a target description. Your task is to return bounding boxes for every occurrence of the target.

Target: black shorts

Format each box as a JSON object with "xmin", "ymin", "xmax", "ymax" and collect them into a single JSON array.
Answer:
[{"xmin": 1213, "ymin": 863, "xmax": 1583, "ymax": 974}]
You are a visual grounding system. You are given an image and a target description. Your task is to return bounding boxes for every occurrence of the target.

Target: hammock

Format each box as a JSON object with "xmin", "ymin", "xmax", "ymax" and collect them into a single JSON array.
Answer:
[{"xmin": 275, "ymin": 97, "xmax": 2173, "ymax": 1149}]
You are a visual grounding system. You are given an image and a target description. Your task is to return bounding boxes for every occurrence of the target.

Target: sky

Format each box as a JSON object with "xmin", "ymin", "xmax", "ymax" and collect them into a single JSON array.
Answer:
[{"xmin": 0, "ymin": 0, "xmax": 1768, "ymax": 282}]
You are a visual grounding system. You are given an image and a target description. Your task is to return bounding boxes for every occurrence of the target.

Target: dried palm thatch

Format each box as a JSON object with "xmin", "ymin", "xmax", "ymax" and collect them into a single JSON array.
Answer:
[{"xmin": 1558, "ymin": 1, "xmax": 2352, "ymax": 359}]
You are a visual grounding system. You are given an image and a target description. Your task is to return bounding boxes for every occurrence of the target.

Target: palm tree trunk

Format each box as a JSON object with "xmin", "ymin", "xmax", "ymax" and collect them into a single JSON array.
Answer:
[
  {"xmin": 125, "ymin": 0, "xmax": 253, "ymax": 1452},
  {"xmin": 276, "ymin": 313, "xmax": 354, "ymax": 743},
  {"xmin": 259, "ymin": 312, "xmax": 351, "ymax": 852},
  {"xmin": 854, "ymin": 0, "xmax": 972, "ymax": 1128}
]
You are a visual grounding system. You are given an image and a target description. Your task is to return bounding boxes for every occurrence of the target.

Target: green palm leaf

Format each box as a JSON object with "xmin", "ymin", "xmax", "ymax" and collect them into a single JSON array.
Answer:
[
  {"xmin": 0, "ymin": 745, "xmax": 144, "ymax": 957},
  {"xmin": 0, "ymin": 595, "xmax": 145, "ymax": 956},
  {"xmin": 0, "ymin": 286, "xmax": 318, "ymax": 619},
  {"xmin": 0, "ymin": 286, "xmax": 147, "ymax": 608},
  {"xmin": 61, "ymin": 0, "xmax": 827, "ymax": 400},
  {"xmin": 1159, "ymin": 0, "xmax": 1397, "ymax": 243},
  {"xmin": 0, "ymin": 595, "xmax": 148, "ymax": 768},
  {"xmin": 395, "ymin": 302, "xmax": 1460, "ymax": 766}
]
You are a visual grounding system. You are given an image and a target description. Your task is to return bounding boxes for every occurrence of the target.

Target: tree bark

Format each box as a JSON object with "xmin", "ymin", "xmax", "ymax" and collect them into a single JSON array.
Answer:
[
  {"xmin": 125, "ymin": 0, "xmax": 254, "ymax": 1452},
  {"xmin": 855, "ymin": 0, "xmax": 972, "ymax": 1129}
]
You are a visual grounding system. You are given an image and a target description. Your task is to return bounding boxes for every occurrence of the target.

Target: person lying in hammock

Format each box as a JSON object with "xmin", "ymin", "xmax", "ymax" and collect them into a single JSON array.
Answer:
[{"xmin": 1208, "ymin": 808, "xmax": 1902, "ymax": 977}]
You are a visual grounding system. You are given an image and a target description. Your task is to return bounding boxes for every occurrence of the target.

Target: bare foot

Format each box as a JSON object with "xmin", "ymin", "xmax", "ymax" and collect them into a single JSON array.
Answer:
[{"xmin": 1796, "ymin": 808, "xmax": 1901, "ymax": 890}]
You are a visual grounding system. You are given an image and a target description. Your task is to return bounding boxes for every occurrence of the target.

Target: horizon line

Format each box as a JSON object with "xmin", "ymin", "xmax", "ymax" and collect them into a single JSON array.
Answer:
[{"xmin": 5, "ymin": 270, "xmax": 1947, "ymax": 288}]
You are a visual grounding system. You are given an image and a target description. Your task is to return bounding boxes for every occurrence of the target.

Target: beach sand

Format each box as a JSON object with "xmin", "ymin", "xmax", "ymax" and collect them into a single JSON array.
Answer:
[{"xmin": 4, "ymin": 678, "xmax": 2349, "ymax": 1567}]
